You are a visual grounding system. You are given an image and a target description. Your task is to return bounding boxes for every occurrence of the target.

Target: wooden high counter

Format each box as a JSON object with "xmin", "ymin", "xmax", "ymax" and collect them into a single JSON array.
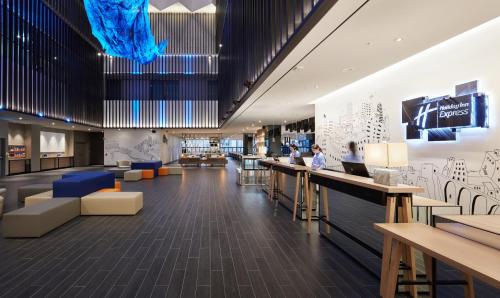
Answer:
[
  {"xmin": 259, "ymin": 159, "xmax": 311, "ymax": 220},
  {"xmin": 309, "ymin": 169, "xmax": 424, "ymax": 294}
]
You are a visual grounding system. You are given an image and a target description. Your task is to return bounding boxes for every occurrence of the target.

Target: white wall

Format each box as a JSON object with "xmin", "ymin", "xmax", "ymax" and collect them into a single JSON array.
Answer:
[
  {"xmin": 315, "ymin": 17, "xmax": 500, "ymax": 215},
  {"xmin": 40, "ymin": 131, "xmax": 66, "ymax": 153},
  {"xmin": 104, "ymin": 129, "xmax": 182, "ymax": 165}
]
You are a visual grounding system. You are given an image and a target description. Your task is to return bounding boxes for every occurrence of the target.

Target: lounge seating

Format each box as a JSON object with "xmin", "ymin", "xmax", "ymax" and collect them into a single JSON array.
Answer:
[
  {"xmin": 25, "ymin": 191, "xmax": 53, "ymax": 207},
  {"xmin": 81, "ymin": 192, "xmax": 143, "ymax": 215},
  {"xmin": 158, "ymin": 167, "xmax": 169, "ymax": 176},
  {"xmin": 117, "ymin": 160, "xmax": 131, "ymax": 168},
  {"xmin": 131, "ymin": 161, "xmax": 162, "ymax": 177},
  {"xmin": 163, "ymin": 166, "xmax": 183, "ymax": 175},
  {"xmin": 3, "ymin": 197, "xmax": 80, "ymax": 238},
  {"xmin": 53, "ymin": 171, "xmax": 115, "ymax": 197},
  {"xmin": 124, "ymin": 170, "xmax": 142, "ymax": 181},
  {"xmin": 17, "ymin": 184, "xmax": 53, "ymax": 203},
  {"xmin": 142, "ymin": 169, "xmax": 154, "ymax": 179},
  {"xmin": 107, "ymin": 167, "xmax": 129, "ymax": 178}
]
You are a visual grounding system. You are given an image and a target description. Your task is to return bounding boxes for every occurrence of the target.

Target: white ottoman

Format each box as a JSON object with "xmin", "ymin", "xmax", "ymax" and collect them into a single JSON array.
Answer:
[
  {"xmin": 165, "ymin": 167, "xmax": 183, "ymax": 175},
  {"xmin": 25, "ymin": 191, "xmax": 53, "ymax": 207},
  {"xmin": 124, "ymin": 170, "xmax": 142, "ymax": 181},
  {"xmin": 81, "ymin": 192, "xmax": 143, "ymax": 215}
]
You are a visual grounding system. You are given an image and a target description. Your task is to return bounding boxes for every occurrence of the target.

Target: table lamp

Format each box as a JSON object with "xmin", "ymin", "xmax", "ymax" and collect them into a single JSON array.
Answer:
[{"xmin": 365, "ymin": 143, "xmax": 408, "ymax": 185}]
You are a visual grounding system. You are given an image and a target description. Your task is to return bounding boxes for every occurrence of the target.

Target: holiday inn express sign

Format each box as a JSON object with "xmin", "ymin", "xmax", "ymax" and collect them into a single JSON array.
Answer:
[{"xmin": 402, "ymin": 81, "xmax": 488, "ymax": 141}]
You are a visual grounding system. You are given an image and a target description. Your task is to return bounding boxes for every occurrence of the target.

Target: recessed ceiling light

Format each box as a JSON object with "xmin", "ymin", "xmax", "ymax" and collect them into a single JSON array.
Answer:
[
  {"xmin": 88, "ymin": 128, "xmax": 91, "ymax": 131},
  {"xmin": 293, "ymin": 65, "xmax": 304, "ymax": 71},
  {"xmin": 342, "ymin": 67, "xmax": 354, "ymax": 73},
  {"xmin": 18, "ymin": 117, "xmax": 23, "ymax": 120},
  {"xmin": 315, "ymin": 85, "xmax": 319, "ymax": 89},
  {"xmin": 118, "ymin": 128, "xmax": 121, "ymax": 131},
  {"xmin": 51, "ymin": 122, "xmax": 55, "ymax": 125},
  {"xmin": 53, "ymin": 56, "xmax": 58, "ymax": 60},
  {"xmin": 394, "ymin": 37, "xmax": 403, "ymax": 42},
  {"xmin": 258, "ymin": 120, "xmax": 262, "ymax": 123},
  {"xmin": 71, "ymin": 126, "xmax": 75, "ymax": 129},
  {"xmin": 219, "ymin": 43, "xmax": 223, "ymax": 48},
  {"xmin": 97, "ymin": 53, "xmax": 102, "ymax": 56},
  {"xmin": 283, "ymin": 120, "xmax": 287, "ymax": 123}
]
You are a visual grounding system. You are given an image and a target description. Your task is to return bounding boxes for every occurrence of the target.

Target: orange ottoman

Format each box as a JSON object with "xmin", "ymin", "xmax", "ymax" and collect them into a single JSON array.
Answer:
[
  {"xmin": 142, "ymin": 169, "xmax": 154, "ymax": 179},
  {"xmin": 98, "ymin": 188, "xmax": 120, "ymax": 193},
  {"xmin": 114, "ymin": 181, "xmax": 122, "ymax": 191},
  {"xmin": 158, "ymin": 167, "xmax": 169, "ymax": 176}
]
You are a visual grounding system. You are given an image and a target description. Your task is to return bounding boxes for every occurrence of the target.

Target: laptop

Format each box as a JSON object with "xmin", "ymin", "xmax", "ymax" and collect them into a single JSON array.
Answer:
[
  {"xmin": 294, "ymin": 157, "xmax": 306, "ymax": 166},
  {"xmin": 341, "ymin": 161, "xmax": 370, "ymax": 178}
]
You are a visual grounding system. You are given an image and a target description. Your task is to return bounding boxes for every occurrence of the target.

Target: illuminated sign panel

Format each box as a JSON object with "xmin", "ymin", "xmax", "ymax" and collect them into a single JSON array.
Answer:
[{"xmin": 402, "ymin": 81, "xmax": 488, "ymax": 141}]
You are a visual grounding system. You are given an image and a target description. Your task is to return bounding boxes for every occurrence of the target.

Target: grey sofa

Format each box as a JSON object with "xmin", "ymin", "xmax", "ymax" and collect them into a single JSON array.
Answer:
[
  {"xmin": 3, "ymin": 197, "xmax": 80, "ymax": 238},
  {"xmin": 17, "ymin": 184, "xmax": 53, "ymax": 203}
]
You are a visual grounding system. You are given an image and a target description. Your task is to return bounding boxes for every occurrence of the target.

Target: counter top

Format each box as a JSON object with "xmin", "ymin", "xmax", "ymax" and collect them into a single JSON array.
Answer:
[
  {"xmin": 40, "ymin": 156, "xmax": 73, "ymax": 159},
  {"xmin": 310, "ymin": 169, "xmax": 424, "ymax": 194},
  {"xmin": 259, "ymin": 159, "xmax": 309, "ymax": 171}
]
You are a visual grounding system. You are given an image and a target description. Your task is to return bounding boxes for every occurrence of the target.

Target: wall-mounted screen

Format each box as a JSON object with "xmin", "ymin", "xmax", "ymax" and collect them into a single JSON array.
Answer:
[{"xmin": 40, "ymin": 131, "xmax": 66, "ymax": 153}]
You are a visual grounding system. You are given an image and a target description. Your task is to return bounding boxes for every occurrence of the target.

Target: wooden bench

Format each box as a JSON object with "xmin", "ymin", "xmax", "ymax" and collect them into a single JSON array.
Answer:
[
  {"xmin": 374, "ymin": 223, "xmax": 500, "ymax": 298},
  {"xmin": 412, "ymin": 196, "xmax": 463, "ymax": 225}
]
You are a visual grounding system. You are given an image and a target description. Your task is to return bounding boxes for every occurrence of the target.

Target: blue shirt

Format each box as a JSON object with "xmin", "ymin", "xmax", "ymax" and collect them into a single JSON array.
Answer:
[
  {"xmin": 343, "ymin": 153, "xmax": 363, "ymax": 163},
  {"xmin": 289, "ymin": 150, "xmax": 301, "ymax": 164},
  {"xmin": 311, "ymin": 152, "xmax": 326, "ymax": 170}
]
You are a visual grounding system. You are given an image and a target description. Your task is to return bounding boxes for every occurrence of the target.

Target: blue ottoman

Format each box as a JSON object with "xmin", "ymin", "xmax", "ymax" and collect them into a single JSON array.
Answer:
[
  {"xmin": 131, "ymin": 161, "xmax": 162, "ymax": 177},
  {"xmin": 53, "ymin": 172, "xmax": 115, "ymax": 198}
]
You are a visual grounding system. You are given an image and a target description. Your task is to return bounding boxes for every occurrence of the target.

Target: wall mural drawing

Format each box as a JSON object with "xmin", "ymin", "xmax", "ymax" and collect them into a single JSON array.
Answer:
[
  {"xmin": 316, "ymin": 96, "xmax": 390, "ymax": 168},
  {"xmin": 104, "ymin": 132, "xmax": 161, "ymax": 164},
  {"xmin": 317, "ymin": 97, "xmax": 500, "ymax": 215}
]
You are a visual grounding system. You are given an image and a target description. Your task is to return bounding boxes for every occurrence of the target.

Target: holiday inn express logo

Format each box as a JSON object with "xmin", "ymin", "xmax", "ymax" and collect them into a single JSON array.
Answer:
[{"xmin": 402, "ymin": 81, "xmax": 488, "ymax": 142}]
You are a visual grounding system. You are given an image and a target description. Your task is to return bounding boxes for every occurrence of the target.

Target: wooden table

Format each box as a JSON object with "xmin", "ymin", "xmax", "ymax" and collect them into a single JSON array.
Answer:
[
  {"xmin": 259, "ymin": 160, "xmax": 310, "ymax": 220},
  {"xmin": 308, "ymin": 169, "xmax": 424, "ymax": 296},
  {"xmin": 374, "ymin": 223, "xmax": 500, "ymax": 298}
]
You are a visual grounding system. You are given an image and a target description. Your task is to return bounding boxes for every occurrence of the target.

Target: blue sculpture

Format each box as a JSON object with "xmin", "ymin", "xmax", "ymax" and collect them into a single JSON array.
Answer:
[{"xmin": 84, "ymin": 0, "xmax": 167, "ymax": 64}]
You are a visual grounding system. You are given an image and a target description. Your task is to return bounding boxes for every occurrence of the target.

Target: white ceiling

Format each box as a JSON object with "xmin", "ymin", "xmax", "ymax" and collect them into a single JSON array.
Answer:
[
  {"xmin": 224, "ymin": 0, "xmax": 500, "ymax": 132},
  {"xmin": 148, "ymin": 0, "xmax": 216, "ymax": 13}
]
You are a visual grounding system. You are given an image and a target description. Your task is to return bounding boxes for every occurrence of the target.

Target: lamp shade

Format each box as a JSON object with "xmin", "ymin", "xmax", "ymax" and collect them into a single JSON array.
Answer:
[
  {"xmin": 387, "ymin": 143, "xmax": 408, "ymax": 167},
  {"xmin": 364, "ymin": 143, "xmax": 388, "ymax": 167},
  {"xmin": 364, "ymin": 143, "xmax": 408, "ymax": 167}
]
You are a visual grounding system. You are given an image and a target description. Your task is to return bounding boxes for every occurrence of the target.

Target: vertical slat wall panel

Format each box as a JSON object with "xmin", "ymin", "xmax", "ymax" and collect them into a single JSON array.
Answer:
[
  {"xmin": 102, "ymin": 99, "xmax": 219, "ymax": 129},
  {"xmin": 0, "ymin": 0, "xmax": 104, "ymax": 127},
  {"xmin": 217, "ymin": 0, "xmax": 327, "ymax": 124}
]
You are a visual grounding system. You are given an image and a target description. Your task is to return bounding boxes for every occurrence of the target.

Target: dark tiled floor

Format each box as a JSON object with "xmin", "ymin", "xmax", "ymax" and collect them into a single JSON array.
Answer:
[{"xmin": 0, "ymin": 162, "xmax": 497, "ymax": 297}]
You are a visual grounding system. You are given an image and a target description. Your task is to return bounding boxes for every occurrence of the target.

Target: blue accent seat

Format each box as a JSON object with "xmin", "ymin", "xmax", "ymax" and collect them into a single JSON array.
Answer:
[
  {"xmin": 131, "ymin": 161, "xmax": 162, "ymax": 177},
  {"xmin": 53, "ymin": 172, "xmax": 115, "ymax": 198}
]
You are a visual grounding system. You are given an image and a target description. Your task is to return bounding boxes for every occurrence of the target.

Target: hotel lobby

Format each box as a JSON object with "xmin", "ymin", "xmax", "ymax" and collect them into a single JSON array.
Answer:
[{"xmin": 0, "ymin": 0, "xmax": 499, "ymax": 297}]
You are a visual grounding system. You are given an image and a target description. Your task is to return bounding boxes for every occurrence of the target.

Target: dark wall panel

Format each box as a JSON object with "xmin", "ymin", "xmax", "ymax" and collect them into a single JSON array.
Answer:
[
  {"xmin": 0, "ymin": 0, "xmax": 104, "ymax": 126},
  {"xmin": 217, "ymin": 0, "xmax": 334, "ymax": 124},
  {"xmin": 151, "ymin": 13, "xmax": 216, "ymax": 55}
]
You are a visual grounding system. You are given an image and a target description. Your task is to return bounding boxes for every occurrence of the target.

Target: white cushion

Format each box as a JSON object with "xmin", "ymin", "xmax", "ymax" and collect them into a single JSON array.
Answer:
[
  {"xmin": 164, "ymin": 167, "xmax": 183, "ymax": 175},
  {"xmin": 25, "ymin": 191, "xmax": 53, "ymax": 207},
  {"xmin": 81, "ymin": 192, "xmax": 143, "ymax": 215},
  {"xmin": 124, "ymin": 170, "xmax": 142, "ymax": 181}
]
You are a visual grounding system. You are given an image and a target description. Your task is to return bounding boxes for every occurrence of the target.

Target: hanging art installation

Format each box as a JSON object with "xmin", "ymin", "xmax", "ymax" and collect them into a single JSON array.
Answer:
[{"xmin": 83, "ymin": 0, "xmax": 167, "ymax": 64}]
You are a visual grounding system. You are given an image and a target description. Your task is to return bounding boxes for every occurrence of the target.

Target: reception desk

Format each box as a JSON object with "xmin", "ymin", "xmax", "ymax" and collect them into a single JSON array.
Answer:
[{"xmin": 40, "ymin": 156, "xmax": 74, "ymax": 171}]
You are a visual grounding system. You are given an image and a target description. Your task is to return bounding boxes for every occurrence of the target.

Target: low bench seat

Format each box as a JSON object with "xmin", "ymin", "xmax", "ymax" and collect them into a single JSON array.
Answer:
[
  {"xmin": 374, "ymin": 223, "xmax": 500, "ymax": 297},
  {"xmin": 3, "ymin": 197, "xmax": 80, "ymax": 238},
  {"xmin": 25, "ymin": 191, "xmax": 53, "ymax": 207},
  {"xmin": 163, "ymin": 166, "xmax": 183, "ymax": 175},
  {"xmin": 17, "ymin": 184, "xmax": 53, "ymax": 203},
  {"xmin": 124, "ymin": 170, "xmax": 142, "ymax": 181},
  {"xmin": 107, "ymin": 167, "xmax": 130, "ymax": 178},
  {"xmin": 81, "ymin": 192, "xmax": 143, "ymax": 215}
]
